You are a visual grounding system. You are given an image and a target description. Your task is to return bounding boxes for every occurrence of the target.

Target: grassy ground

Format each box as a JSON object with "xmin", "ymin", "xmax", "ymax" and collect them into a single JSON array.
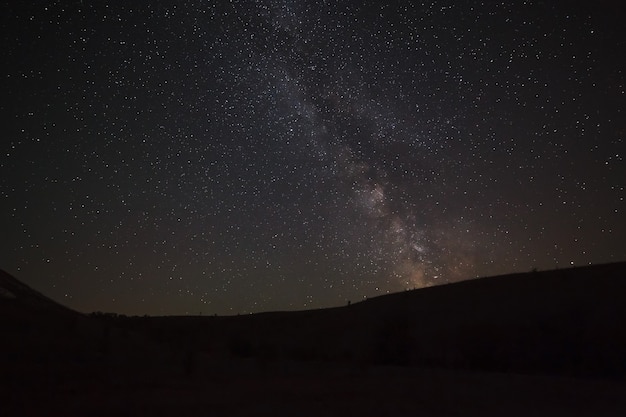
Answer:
[{"xmin": 4, "ymin": 364, "xmax": 626, "ymax": 416}]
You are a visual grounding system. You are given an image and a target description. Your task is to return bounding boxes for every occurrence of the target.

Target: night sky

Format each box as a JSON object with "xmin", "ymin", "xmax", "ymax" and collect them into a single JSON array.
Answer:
[{"xmin": 1, "ymin": 1, "xmax": 624, "ymax": 316}]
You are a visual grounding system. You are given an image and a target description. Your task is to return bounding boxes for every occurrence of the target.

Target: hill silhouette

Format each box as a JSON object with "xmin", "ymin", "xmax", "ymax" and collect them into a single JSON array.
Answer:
[
  {"xmin": 2, "ymin": 263, "xmax": 626, "ymax": 416},
  {"xmin": 117, "ymin": 262, "xmax": 626, "ymax": 378},
  {"xmin": 0, "ymin": 269, "xmax": 174, "ymax": 408},
  {"xmin": 0, "ymin": 268, "xmax": 72, "ymax": 310},
  {"xmin": 0, "ymin": 268, "xmax": 85, "ymax": 366}
]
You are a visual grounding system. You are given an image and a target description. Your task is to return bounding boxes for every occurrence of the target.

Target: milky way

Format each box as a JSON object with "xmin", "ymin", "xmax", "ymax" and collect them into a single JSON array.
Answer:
[{"xmin": 1, "ymin": 1, "xmax": 624, "ymax": 315}]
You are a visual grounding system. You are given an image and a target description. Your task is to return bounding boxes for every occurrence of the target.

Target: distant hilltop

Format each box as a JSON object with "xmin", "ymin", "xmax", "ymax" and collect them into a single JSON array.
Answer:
[{"xmin": 2, "ymin": 262, "xmax": 626, "ymax": 379}]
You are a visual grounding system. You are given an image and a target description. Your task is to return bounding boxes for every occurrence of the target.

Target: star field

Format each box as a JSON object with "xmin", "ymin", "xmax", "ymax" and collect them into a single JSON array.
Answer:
[{"xmin": 1, "ymin": 1, "xmax": 624, "ymax": 315}]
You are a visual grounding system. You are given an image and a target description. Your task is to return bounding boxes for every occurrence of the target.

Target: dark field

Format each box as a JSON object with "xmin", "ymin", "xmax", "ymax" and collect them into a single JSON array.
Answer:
[
  {"xmin": 5, "ymin": 366, "xmax": 626, "ymax": 416},
  {"xmin": 2, "ymin": 263, "xmax": 626, "ymax": 416}
]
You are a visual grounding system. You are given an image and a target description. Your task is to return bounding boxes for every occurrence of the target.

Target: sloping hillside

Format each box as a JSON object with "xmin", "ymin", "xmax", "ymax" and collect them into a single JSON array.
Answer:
[
  {"xmin": 0, "ymin": 269, "xmax": 70, "ymax": 309},
  {"xmin": 0, "ymin": 268, "xmax": 81, "ymax": 347},
  {"xmin": 0, "ymin": 269, "xmax": 171, "ymax": 387},
  {"xmin": 124, "ymin": 262, "xmax": 626, "ymax": 378},
  {"xmin": 2, "ymin": 264, "xmax": 626, "ymax": 416},
  {"xmin": 3, "ymin": 262, "xmax": 626, "ymax": 381}
]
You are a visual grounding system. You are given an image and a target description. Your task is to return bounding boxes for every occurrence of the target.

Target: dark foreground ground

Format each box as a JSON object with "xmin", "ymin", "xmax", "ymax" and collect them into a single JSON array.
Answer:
[
  {"xmin": 4, "ymin": 363, "xmax": 626, "ymax": 417},
  {"xmin": 3, "ymin": 263, "xmax": 626, "ymax": 416}
]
